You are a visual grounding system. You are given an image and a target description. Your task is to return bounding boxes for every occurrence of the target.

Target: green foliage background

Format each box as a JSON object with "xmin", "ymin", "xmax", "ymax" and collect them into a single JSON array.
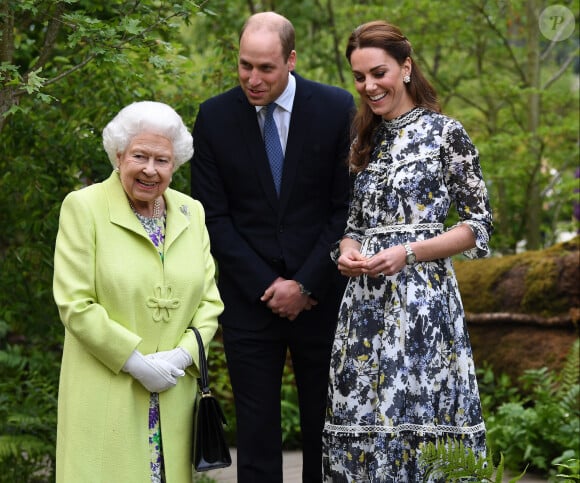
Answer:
[{"xmin": 0, "ymin": 0, "xmax": 578, "ymax": 481}]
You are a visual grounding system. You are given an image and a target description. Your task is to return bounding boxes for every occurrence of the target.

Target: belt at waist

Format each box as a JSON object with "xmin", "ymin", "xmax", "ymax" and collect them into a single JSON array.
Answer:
[{"xmin": 364, "ymin": 223, "xmax": 444, "ymax": 236}]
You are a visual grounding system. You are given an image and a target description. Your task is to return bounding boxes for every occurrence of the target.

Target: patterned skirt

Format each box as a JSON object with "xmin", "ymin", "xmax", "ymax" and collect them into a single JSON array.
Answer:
[{"xmin": 322, "ymin": 254, "xmax": 486, "ymax": 482}]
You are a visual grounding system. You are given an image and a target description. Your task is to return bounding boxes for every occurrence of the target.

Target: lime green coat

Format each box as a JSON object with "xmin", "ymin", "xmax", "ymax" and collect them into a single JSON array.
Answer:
[{"xmin": 53, "ymin": 172, "xmax": 223, "ymax": 482}]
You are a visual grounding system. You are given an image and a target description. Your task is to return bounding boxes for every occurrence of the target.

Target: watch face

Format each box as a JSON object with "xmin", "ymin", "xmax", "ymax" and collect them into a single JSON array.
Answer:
[
  {"xmin": 404, "ymin": 244, "xmax": 416, "ymax": 265},
  {"xmin": 403, "ymin": 243, "xmax": 417, "ymax": 265}
]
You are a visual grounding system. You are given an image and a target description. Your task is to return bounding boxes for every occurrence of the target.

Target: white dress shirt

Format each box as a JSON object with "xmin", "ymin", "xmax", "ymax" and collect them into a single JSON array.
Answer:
[{"xmin": 256, "ymin": 73, "xmax": 296, "ymax": 154}]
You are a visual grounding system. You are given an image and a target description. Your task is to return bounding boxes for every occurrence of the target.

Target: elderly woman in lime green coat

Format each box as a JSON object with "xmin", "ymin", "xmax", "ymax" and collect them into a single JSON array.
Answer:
[{"xmin": 53, "ymin": 101, "xmax": 223, "ymax": 483}]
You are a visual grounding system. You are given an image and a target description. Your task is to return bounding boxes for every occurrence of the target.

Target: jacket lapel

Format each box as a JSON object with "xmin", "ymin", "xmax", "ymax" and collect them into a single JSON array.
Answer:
[
  {"xmin": 104, "ymin": 172, "xmax": 189, "ymax": 252},
  {"xmin": 278, "ymin": 74, "xmax": 311, "ymax": 214},
  {"xmin": 235, "ymin": 76, "xmax": 313, "ymax": 213},
  {"xmin": 105, "ymin": 172, "xmax": 150, "ymax": 239},
  {"xmin": 236, "ymin": 91, "xmax": 280, "ymax": 210},
  {"xmin": 163, "ymin": 190, "xmax": 190, "ymax": 252}
]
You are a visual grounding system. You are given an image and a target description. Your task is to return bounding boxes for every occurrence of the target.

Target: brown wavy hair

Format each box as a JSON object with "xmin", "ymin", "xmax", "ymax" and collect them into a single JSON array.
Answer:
[{"xmin": 346, "ymin": 21, "xmax": 440, "ymax": 172}]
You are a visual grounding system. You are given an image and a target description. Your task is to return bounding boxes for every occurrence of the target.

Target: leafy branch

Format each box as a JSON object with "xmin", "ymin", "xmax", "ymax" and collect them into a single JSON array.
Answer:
[
  {"xmin": 0, "ymin": 0, "xmax": 209, "ymax": 128},
  {"xmin": 420, "ymin": 438, "xmax": 527, "ymax": 483}
]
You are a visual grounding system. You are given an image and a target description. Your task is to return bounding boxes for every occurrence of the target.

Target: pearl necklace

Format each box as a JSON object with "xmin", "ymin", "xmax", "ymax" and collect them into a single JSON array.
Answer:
[{"xmin": 128, "ymin": 197, "xmax": 163, "ymax": 218}]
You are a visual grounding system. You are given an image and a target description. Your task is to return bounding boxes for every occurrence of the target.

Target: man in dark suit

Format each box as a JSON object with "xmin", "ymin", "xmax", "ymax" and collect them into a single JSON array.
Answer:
[{"xmin": 190, "ymin": 11, "xmax": 354, "ymax": 482}]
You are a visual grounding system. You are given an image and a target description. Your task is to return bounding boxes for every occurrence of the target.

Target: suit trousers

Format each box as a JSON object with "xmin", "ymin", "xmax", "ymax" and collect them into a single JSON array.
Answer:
[{"xmin": 222, "ymin": 300, "xmax": 340, "ymax": 483}]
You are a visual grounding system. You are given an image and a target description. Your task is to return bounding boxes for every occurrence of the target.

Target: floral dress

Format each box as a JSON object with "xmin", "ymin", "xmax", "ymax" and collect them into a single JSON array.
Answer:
[
  {"xmin": 132, "ymin": 207, "xmax": 167, "ymax": 483},
  {"xmin": 322, "ymin": 107, "xmax": 493, "ymax": 482}
]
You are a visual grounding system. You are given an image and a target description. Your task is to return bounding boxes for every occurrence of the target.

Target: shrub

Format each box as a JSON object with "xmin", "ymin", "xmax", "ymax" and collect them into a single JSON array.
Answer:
[
  {"xmin": 0, "ymin": 342, "xmax": 59, "ymax": 482},
  {"xmin": 484, "ymin": 340, "xmax": 580, "ymax": 477}
]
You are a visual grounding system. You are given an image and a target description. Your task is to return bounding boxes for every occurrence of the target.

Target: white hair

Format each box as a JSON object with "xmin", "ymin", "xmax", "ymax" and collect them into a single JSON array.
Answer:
[{"xmin": 102, "ymin": 101, "xmax": 193, "ymax": 171}]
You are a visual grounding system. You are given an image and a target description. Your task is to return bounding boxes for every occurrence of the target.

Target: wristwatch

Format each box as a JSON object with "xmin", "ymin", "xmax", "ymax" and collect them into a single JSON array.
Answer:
[
  {"xmin": 403, "ymin": 243, "xmax": 417, "ymax": 265},
  {"xmin": 296, "ymin": 281, "xmax": 312, "ymax": 296}
]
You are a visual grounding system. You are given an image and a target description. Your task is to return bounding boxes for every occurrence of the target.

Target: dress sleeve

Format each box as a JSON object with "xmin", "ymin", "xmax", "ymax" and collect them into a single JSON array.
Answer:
[
  {"xmin": 442, "ymin": 119, "xmax": 493, "ymax": 259},
  {"xmin": 331, "ymin": 168, "xmax": 366, "ymax": 264}
]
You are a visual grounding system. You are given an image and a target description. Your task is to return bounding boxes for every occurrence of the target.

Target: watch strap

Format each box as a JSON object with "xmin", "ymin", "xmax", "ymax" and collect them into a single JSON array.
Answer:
[{"xmin": 296, "ymin": 281, "xmax": 311, "ymax": 296}]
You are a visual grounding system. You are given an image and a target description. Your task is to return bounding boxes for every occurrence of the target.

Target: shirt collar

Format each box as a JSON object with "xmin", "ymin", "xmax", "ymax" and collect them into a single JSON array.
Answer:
[{"xmin": 256, "ymin": 72, "xmax": 296, "ymax": 114}]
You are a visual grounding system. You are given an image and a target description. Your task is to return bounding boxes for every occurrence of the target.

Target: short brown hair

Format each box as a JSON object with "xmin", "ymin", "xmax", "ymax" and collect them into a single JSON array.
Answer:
[{"xmin": 240, "ymin": 12, "xmax": 295, "ymax": 61}]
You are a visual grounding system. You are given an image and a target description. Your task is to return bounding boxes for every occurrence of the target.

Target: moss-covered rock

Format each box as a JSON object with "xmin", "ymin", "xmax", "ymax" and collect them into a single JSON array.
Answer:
[
  {"xmin": 455, "ymin": 236, "xmax": 579, "ymax": 381},
  {"xmin": 455, "ymin": 236, "xmax": 579, "ymax": 317}
]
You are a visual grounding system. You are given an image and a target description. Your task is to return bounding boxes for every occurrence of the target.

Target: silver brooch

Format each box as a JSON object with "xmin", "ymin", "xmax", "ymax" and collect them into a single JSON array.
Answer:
[{"xmin": 179, "ymin": 204, "xmax": 190, "ymax": 219}]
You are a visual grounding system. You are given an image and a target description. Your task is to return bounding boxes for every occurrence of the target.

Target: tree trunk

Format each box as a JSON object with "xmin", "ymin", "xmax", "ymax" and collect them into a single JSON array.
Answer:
[{"xmin": 524, "ymin": 0, "xmax": 543, "ymax": 249}]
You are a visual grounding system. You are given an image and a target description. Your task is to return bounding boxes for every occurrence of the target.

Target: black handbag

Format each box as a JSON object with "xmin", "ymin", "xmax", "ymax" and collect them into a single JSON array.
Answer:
[{"xmin": 189, "ymin": 326, "xmax": 232, "ymax": 472}]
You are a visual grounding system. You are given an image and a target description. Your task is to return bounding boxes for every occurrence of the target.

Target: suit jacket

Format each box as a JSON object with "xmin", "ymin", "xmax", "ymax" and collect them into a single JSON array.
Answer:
[
  {"xmin": 191, "ymin": 73, "xmax": 354, "ymax": 330},
  {"xmin": 53, "ymin": 172, "xmax": 223, "ymax": 482}
]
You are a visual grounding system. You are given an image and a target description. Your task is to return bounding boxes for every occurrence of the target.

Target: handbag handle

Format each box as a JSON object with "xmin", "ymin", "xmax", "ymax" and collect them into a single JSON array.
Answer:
[{"xmin": 188, "ymin": 326, "xmax": 211, "ymax": 396}]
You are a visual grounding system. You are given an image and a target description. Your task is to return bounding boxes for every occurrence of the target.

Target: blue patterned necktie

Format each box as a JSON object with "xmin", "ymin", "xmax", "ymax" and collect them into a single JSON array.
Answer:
[{"xmin": 263, "ymin": 102, "xmax": 284, "ymax": 195}]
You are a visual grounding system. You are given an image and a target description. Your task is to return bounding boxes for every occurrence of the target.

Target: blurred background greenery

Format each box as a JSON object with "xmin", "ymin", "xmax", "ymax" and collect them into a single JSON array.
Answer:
[{"xmin": 0, "ymin": 0, "xmax": 578, "ymax": 481}]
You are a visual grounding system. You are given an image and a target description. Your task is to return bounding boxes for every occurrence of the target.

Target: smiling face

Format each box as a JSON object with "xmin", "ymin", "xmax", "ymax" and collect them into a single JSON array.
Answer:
[
  {"xmin": 238, "ymin": 27, "xmax": 296, "ymax": 106},
  {"xmin": 116, "ymin": 132, "xmax": 174, "ymax": 211},
  {"xmin": 349, "ymin": 46, "xmax": 414, "ymax": 120}
]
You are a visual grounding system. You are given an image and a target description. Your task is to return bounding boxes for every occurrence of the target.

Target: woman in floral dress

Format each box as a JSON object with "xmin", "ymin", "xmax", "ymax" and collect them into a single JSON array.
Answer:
[{"xmin": 322, "ymin": 21, "xmax": 493, "ymax": 482}]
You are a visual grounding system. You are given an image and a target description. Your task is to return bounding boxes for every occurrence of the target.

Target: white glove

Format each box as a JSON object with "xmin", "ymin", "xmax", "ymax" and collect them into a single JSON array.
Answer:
[
  {"xmin": 149, "ymin": 347, "xmax": 192, "ymax": 371},
  {"xmin": 122, "ymin": 350, "xmax": 185, "ymax": 393}
]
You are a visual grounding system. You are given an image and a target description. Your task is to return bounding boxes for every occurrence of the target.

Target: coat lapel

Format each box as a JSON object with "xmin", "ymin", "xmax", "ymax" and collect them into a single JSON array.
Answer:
[
  {"xmin": 104, "ymin": 172, "xmax": 190, "ymax": 252},
  {"xmin": 105, "ymin": 172, "xmax": 150, "ymax": 239},
  {"xmin": 164, "ymin": 191, "xmax": 190, "ymax": 251}
]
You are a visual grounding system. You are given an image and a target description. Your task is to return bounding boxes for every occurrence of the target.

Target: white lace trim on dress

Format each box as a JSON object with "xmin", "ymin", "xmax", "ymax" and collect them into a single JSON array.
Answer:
[
  {"xmin": 324, "ymin": 421, "xmax": 486, "ymax": 436},
  {"xmin": 364, "ymin": 223, "xmax": 444, "ymax": 236}
]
